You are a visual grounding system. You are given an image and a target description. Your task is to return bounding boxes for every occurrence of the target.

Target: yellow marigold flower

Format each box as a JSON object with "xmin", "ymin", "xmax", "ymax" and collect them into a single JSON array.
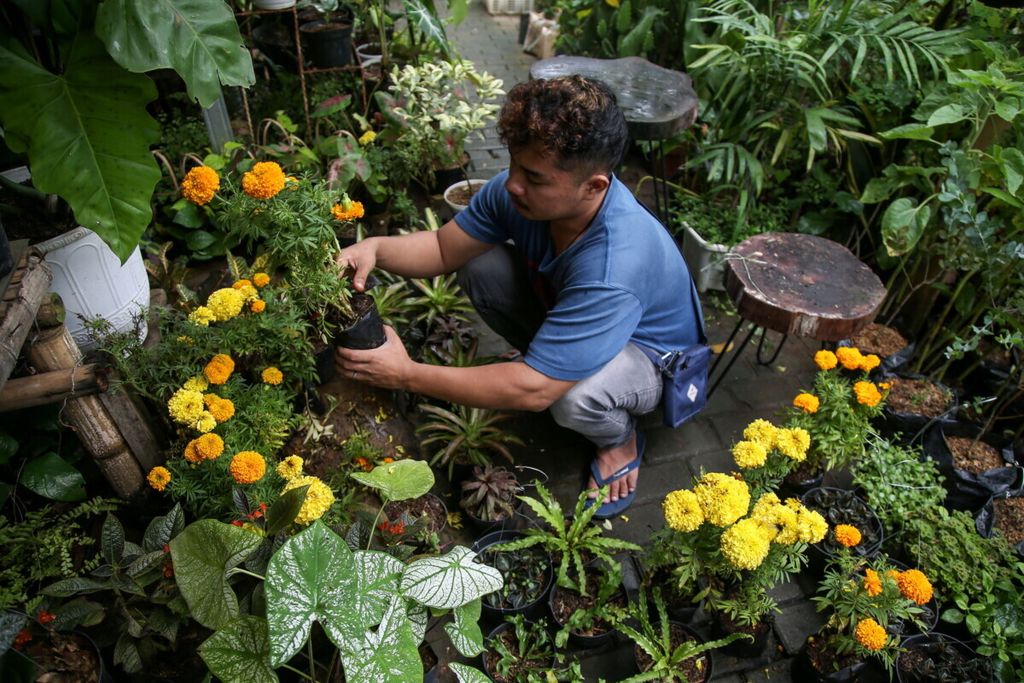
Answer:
[
  {"xmin": 206, "ymin": 288, "xmax": 245, "ymax": 322},
  {"xmin": 147, "ymin": 466, "xmax": 172, "ymax": 491},
  {"xmin": 769, "ymin": 504, "xmax": 800, "ymax": 544},
  {"xmin": 834, "ymin": 524, "xmax": 862, "ymax": 547},
  {"xmin": 193, "ymin": 411, "xmax": 217, "ymax": 434},
  {"xmin": 242, "ymin": 161, "xmax": 286, "ymax": 199},
  {"xmin": 854, "ymin": 381, "xmax": 882, "ymax": 407},
  {"xmin": 332, "ymin": 200, "xmax": 365, "ymax": 222},
  {"xmin": 896, "ymin": 569, "xmax": 933, "ymax": 605},
  {"xmin": 814, "ymin": 349, "xmax": 838, "ymax": 370},
  {"xmin": 282, "ymin": 475, "xmax": 335, "ymax": 525},
  {"xmin": 262, "ymin": 367, "xmax": 283, "ymax": 385},
  {"xmin": 751, "ymin": 493, "xmax": 781, "ymax": 520},
  {"xmin": 182, "ymin": 376, "xmax": 209, "ymax": 392},
  {"xmin": 743, "ymin": 419, "xmax": 777, "ymax": 450},
  {"xmin": 836, "ymin": 346, "xmax": 863, "ymax": 370},
  {"xmin": 250, "ymin": 299, "xmax": 266, "ymax": 313},
  {"xmin": 663, "ymin": 489, "xmax": 704, "ymax": 532},
  {"xmin": 233, "ymin": 279, "xmax": 252, "ymax": 290},
  {"xmin": 732, "ymin": 440, "xmax": 768, "ymax": 469},
  {"xmin": 252, "ymin": 272, "xmax": 270, "ymax": 288},
  {"xmin": 188, "ymin": 306, "xmax": 216, "ymax": 326},
  {"xmin": 721, "ymin": 518, "xmax": 773, "ymax": 570},
  {"xmin": 793, "ymin": 393, "xmax": 820, "ymax": 414},
  {"xmin": 187, "ymin": 433, "xmax": 225, "ymax": 462},
  {"xmin": 863, "ymin": 568, "xmax": 883, "ymax": 597},
  {"xmin": 854, "ymin": 618, "xmax": 887, "ymax": 651},
  {"xmin": 204, "ymin": 394, "xmax": 235, "ymax": 423},
  {"xmin": 204, "ymin": 354, "xmax": 235, "ymax": 385},
  {"xmin": 796, "ymin": 506, "xmax": 828, "ymax": 544},
  {"xmin": 235, "ymin": 284, "xmax": 259, "ymax": 303},
  {"xmin": 358, "ymin": 130, "xmax": 377, "ymax": 145},
  {"xmin": 230, "ymin": 451, "xmax": 266, "ymax": 484},
  {"xmin": 693, "ymin": 472, "xmax": 750, "ymax": 527},
  {"xmin": 879, "ymin": 381, "xmax": 892, "ymax": 391},
  {"xmin": 276, "ymin": 455, "xmax": 304, "ymax": 481},
  {"xmin": 176, "ymin": 335, "xmax": 194, "ymax": 345},
  {"xmin": 775, "ymin": 428, "xmax": 810, "ymax": 462},
  {"xmin": 860, "ymin": 354, "xmax": 881, "ymax": 372},
  {"xmin": 168, "ymin": 388, "xmax": 205, "ymax": 425},
  {"xmin": 181, "ymin": 166, "xmax": 220, "ymax": 205}
]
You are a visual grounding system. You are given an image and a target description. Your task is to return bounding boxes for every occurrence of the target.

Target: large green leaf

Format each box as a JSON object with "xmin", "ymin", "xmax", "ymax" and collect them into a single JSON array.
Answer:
[
  {"xmin": 882, "ymin": 197, "xmax": 931, "ymax": 256},
  {"xmin": 351, "ymin": 459, "xmax": 434, "ymax": 502},
  {"xmin": 337, "ymin": 595, "xmax": 421, "ymax": 683},
  {"xmin": 96, "ymin": 0, "xmax": 254, "ymax": 108},
  {"xmin": 618, "ymin": 7, "xmax": 663, "ymax": 57},
  {"xmin": 0, "ymin": 30, "xmax": 160, "ymax": 261},
  {"xmin": 401, "ymin": 546, "xmax": 502, "ymax": 609},
  {"xmin": 999, "ymin": 147, "xmax": 1024, "ymax": 196},
  {"xmin": 878, "ymin": 122, "xmax": 935, "ymax": 140},
  {"xmin": 445, "ymin": 599, "xmax": 484, "ymax": 657},
  {"xmin": 450, "ymin": 662, "xmax": 491, "ymax": 683},
  {"xmin": 101, "ymin": 513, "xmax": 126, "ymax": 565},
  {"xmin": 927, "ymin": 103, "xmax": 968, "ymax": 127},
  {"xmin": 143, "ymin": 504, "xmax": 184, "ymax": 552},
  {"xmin": 264, "ymin": 484, "xmax": 309, "ymax": 536},
  {"xmin": 169, "ymin": 520, "xmax": 263, "ymax": 630},
  {"xmin": 403, "ymin": 0, "xmax": 452, "ymax": 60},
  {"xmin": 199, "ymin": 616, "xmax": 278, "ymax": 683},
  {"xmin": 350, "ymin": 550, "xmax": 406, "ymax": 628},
  {"xmin": 265, "ymin": 521, "xmax": 357, "ymax": 667},
  {"xmin": 20, "ymin": 452, "xmax": 85, "ymax": 501}
]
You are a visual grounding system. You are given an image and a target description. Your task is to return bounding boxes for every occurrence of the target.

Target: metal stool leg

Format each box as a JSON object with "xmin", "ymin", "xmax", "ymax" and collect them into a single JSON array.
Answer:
[
  {"xmin": 708, "ymin": 322, "xmax": 759, "ymax": 399},
  {"xmin": 710, "ymin": 317, "xmax": 744, "ymax": 379},
  {"xmin": 755, "ymin": 329, "xmax": 788, "ymax": 365}
]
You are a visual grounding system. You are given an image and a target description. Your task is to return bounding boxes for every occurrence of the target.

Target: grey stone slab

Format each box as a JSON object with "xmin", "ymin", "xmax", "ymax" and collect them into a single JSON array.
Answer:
[
  {"xmin": 713, "ymin": 631, "xmax": 777, "ymax": 676},
  {"xmin": 767, "ymin": 580, "xmax": 805, "ymax": 607},
  {"xmin": 773, "ymin": 601, "xmax": 826, "ymax": 656},
  {"xmin": 743, "ymin": 658, "xmax": 793, "ymax": 682},
  {"xmin": 711, "ymin": 674, "xmax": 744, "ymax": 683}
]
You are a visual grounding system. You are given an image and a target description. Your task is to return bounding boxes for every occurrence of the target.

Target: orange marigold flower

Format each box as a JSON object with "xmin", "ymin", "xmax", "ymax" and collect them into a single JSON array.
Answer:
[
  {"xmin": 232, "ymin": 279, "xmax": 252, "ymax": 290},
  {"xmin": 853, "ymin": 381, "xmax": 882, "ymax": 407},
  {"xmin": 204, "ymin": 394, "xmax": 235, "ymax": 423},
  {"xmin": 204, "ymin": 354, "xmax": 235, "ymax": 385},
  {"xmin": 252, "ymin": 272, "xmax": 271, "ymax": 288},
  {"xmin": 382, "ymin": 457, "xmax": 395, "ymax": 463},
  {"xmin": 261, "ymin": 367, "xmax": 283, "ymax": 385},
  {"xmin": 859, "ymin": 354, "xmax": 881, "ymax": 372},
  {"xmin": 863, "ymin": 568, "xmax": 883, "ymax": 597},
  {"xmin": 854, "ymin": 618, "xmax": 887, "ymax": 651},
  {"xmin": 332, "ymin": 198, "xmax": 365, "ymax": 222},
  {"xmin": 250, "ymin": 299, "xmax": 266, "ymax": 313},
  {"xmin": 896, "ymin": 569, "xmax": 933, "ymax": 605},
  {"xmin": 793, "ymin": 393, "xmax": 820, "ymax": 414},
  {"xmin": 230, "ymin": 451, "xmax": 266, "ymax": 484},
  {"xmin": 181, "ymin": 165, "xmax": 220, "ymax": 205},
  {"xmin": 148, "ymin": 466, "xmax": 172, "ymax": 491},
  {"xmin": 242, "ymin": 161, "xmax": 286, "ymax": 199},
  {"xmin": 834, "ymin": 524, "xmax": 862, "ymax": 547},
  {"xmin": 183, "ymin": 440, "xmax": 202, "ymax": 463},
  {"xmin": 879, "ymin": 381, "xmax": 892, "ymax": 391},
  {"xmin": 814, "ymin": 349, "xmax": 838, "ymax": 371},
  {"xmin": 836, "ymin": 346, "xmax": 863, "ymax": 370},
  {"xmin": 192, "ymin": 433, "xmax": 225, "ymax": 461}
]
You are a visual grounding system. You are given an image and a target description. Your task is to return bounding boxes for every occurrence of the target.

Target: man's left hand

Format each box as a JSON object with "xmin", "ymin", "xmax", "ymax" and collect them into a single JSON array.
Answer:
[{"xmin": 335, "ymin": 326, "xmax": 412, "ymax": 390}]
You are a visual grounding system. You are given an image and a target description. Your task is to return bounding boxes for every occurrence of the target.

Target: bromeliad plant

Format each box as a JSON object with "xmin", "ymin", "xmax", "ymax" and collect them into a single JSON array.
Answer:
[
  {"xmin": 416, "ymin": 403, "xmax": 523, "ymax": 480},
  {"xmin": 460, "ymin": 465, "xmax": 521, "ymax": 523}
]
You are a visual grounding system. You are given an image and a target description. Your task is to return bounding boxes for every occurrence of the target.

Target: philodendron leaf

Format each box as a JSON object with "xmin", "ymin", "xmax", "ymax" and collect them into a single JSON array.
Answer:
[
  {"xmin": 401, "ymin": 546, "xmax": 503, "ymax": 609},
  {"xmin": 351, "ymin": 459, "xmax": 434, "ymax": 502},
  {"xmin": 21, "ymin": 452, "xmax": 86, "ymax": 501},
  {"xmin": 199, "ymin": 615, "xmax": 278, "ymax": 683},
  {"xmin": 445, "ymin": 599, "xmax": 484, "ymax": 657},
  {"xmin": 0, "ymin": 31, "xmax": 160, "ymax": 262},
  {"xmin": 338, "ymin": 595, "xmax": 421, "ymax": 683},
  {"xmin": 450, "ymin": 662, "xmax": 491, "ymax": 683},
  {"xmin": 265, "ymin": 521, "xmax": 356, "ymax": 667},
  {"xmin": 882, "ymin": 197, "xmax": 931, "ymax": 256},
  {"xmin": 169, "ymin": 520, "xmax": 263, "ymax": 630},
  {"xmin": 96, "ymin": 0, "xmax": 254, "ymax": 108}
]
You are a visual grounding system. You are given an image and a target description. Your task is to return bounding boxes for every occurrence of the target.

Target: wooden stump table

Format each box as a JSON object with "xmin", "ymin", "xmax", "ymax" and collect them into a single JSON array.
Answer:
[{"xmin": 709, "ymin": 232, "xmax": 887, "ymax": 396}]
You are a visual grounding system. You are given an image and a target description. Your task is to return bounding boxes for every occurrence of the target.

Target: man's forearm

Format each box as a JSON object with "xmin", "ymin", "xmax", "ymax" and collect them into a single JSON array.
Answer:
[
  {"xmin": 404, "ymin": 361, "xmax": 572, "ymax": 412},
  {"xmin": 369, "ymin": 232, "xmax": 448, "ymax": 278}
]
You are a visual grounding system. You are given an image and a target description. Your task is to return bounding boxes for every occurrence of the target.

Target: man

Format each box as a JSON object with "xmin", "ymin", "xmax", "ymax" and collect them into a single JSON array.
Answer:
[{"xmin": 336, "ymin": 75, "xmax": 702, "ymax": 518}]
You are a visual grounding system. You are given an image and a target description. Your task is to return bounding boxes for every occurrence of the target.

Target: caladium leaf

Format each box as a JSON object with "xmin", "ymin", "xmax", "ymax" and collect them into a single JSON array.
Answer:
[
  {"xmin": 337, "ymin": 595, "xmax": 421, "ymax": 683},
  {"xmin": 350, "ymin": 550, "xmax": 406, "ymax": 629},
  {"xmin": 445, "ymin": 599, "xmax": 484, "ymax": 657},
  {"xmin": 450, "ymin": 662, "xmax": 491, "ymax": 683},
  {"xmin": 199, "ymin": 615, "xmax": 278, "ymax": 683},
  {"xmin": 351, "ymin": 459, "xmax": 434, "ymax": 502},
  {"xmin": 95, "ymin": 0, "xmax": 254, "ymax": 108},
  {"xmin": 169, "ymin": 520, "xmax": 263, "ymax": 630},
  {"xmin": 401, "ymin": 546, "xmax": 503, "ymax": 609}
]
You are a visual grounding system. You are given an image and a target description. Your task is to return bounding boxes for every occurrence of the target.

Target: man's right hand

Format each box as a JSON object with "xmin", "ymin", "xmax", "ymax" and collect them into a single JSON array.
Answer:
[{"xmin": 336, "ymin": 238, "xmax": 379, "ymax": 292}]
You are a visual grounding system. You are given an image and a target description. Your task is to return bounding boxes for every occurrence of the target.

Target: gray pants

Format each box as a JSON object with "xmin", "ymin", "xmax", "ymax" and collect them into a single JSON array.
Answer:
[{"xmin": 457, "ymin": 244, "xmax": 662, "ymax": 449}]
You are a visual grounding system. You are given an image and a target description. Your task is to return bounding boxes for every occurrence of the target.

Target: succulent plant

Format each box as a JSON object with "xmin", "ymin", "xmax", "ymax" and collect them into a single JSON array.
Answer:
[{"xmin": 460, "ymin": 465, "xmax": 519, "ymax": 522}]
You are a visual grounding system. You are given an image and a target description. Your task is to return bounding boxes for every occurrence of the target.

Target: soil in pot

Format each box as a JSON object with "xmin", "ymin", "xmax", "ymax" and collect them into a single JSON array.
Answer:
[
  {"xmin": 993, "ymin": 496, "xmax": 1024, "ymax": 546},
  {"xmin": 23, "ymin": 631, "xmax": 105, "ymax": 683},
  {"xmin": 885, "ymin": 377, "xmax": 953, "ymax": 419},
  {"xmin": 795, "ymin": 633, "xmax": 869, "ymax": 681},
  {"xmin": 947, "ymin": 436, "xmax": 1006, "ymax": 473},
  {"xmin": 848, "ymin": 323, "xmax": 909, "ymax": 359},
  {"xmin": 896, "ymin": 633, "xmax": 992, "ymax": 683},
  {"xmin": 549, "ymin": 571, "xmax": 626, "ymax": 642},
  {"xmin": 383, "ymin": 494, "xmax": 447, "ymax": 537},
  {"xmin": 334, "ymin": 292, "xmax": 386, "ymax": 350},
  {"xmin": 446, "ymin": 181, "xmax": 483, "ymax": 207},
  {"xmin": 634, "ymin": 623, "xmax": 710, "ymax": 682},
  {"xmin": 481, "ymin": 625, "xmax": 552, "ymax": 683}
]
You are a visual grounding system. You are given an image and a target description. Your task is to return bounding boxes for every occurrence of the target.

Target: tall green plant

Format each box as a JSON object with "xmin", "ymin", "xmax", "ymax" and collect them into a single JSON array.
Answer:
[{"xmin": 0, "ymin": 0, "xmax": 254, "ymax": 261}]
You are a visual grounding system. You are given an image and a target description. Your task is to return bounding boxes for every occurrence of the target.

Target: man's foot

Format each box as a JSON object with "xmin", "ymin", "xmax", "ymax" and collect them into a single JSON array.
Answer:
[{"xmin": 587, "ymin": 431, "xmax": 641, "ymax": 504}]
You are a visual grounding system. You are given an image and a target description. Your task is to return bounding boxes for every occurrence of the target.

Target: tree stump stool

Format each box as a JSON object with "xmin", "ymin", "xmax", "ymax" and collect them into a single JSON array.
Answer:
[{"xmin": 709, "ymin": 232, "xmax": 887, "ymax": 396}]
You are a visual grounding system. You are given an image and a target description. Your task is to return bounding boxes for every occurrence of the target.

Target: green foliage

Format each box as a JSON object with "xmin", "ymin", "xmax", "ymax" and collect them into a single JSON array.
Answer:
[
  {"xmin": 492, "ymin": 484, "xmax": 641, "ymax": 595},
  {"xmin": 0, "ymin": 498, "xmax": 117, "ymax": 613},
  {"xmin": 668, "ymin": 191, "xmax": 789, "ymax": 247},
  {"xmin": 554, "ymin": 561, "xmax": 626, "ymax": 649},
  {"xmin": 487, "ymin": 615, "xmax": 557, "ymax": 683},
  {"xmin": 416, "ymin": 404, "xmax": 523, "ymax": 479},
  {"xmin": 351, "ymin": 459, "xmax": 434, "ymax": 503},
  {"xmin": 407, "ymin": 273, "xmax": 475, "ymax": 333}
]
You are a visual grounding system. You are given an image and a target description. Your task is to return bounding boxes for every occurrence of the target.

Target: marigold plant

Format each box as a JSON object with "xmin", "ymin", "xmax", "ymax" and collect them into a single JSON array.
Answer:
[
  {"xmin": 204, "ymin": 354, "xmax": 235, "ymax": 385},
  {"xmin": 731, "ymin": 418, "xmax": 811, "ymax": 496},
  {"xmin": 282, "ymin": 475, "xmax": 335, "ymax": 525},
  {"xmin": 230, "ymin": 451, "xmax": 267, "ymax": 484},
  {"xmin": 242, "ymin": 161, "xmax": 286, "ymax": 199},
  {"xmin": 181, "ymin": 165, "xmax": 220, "ymax": 205},
  {"xmin": 147, "ymin": 466, "xmax": 172, "ymax": 491}
]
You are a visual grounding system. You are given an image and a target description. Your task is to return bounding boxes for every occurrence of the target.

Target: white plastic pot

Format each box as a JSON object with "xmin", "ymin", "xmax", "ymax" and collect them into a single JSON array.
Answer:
[
  {"xmin": 36, "ymin": 228, "xmax": 149, "ymax": 351},
  {"xmin": 443, "ymin": 179, "xmax": 487, "ymax": 213},
  {"xmin": 678, "ymin": 222, "xmax": 729, "ymax": 293}
]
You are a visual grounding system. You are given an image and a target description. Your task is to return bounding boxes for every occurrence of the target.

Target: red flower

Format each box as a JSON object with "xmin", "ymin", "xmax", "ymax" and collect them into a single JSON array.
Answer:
[
  {"xmin": 248, "ymin": 502, "xmax": 268, "ymax": 520},
  {"xmin": 231, "ymin": 519, "xmax": 244, "ymax": 527},
  {"xmin": 162, "ymin": 543, "xmax": 171, "ymax": 554},
  {"xmin": 163, "ymin": 564, "xmax": 174, "ymax": 578},
  {"xmin": 14, "ymin": 629, "xmax": 31, "ymax": 650},
  {"xmin": 37, "ymin": 611, "xmax": 56, "ymax": 625}
]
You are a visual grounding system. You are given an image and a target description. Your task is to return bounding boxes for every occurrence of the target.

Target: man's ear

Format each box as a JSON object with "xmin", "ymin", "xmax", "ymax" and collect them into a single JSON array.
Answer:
[{"xmin": 583, "ymin": 173, "xmax": 610, "ymax": 196}]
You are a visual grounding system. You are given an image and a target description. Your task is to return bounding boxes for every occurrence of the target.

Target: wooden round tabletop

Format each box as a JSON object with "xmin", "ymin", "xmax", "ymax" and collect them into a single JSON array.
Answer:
[{"xmin": 724, "ymin": 232, "xmax": 887, "ymax": 342}]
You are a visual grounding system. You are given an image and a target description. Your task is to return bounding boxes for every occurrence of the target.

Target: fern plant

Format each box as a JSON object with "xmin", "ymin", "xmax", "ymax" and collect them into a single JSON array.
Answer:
[
  {"xmin": 416, "ymin": 403, "xmax": 523, "ymax": 479},
  {"xmin": 491, "ymin": 483, "xmax": 641, "ymax": 596}
]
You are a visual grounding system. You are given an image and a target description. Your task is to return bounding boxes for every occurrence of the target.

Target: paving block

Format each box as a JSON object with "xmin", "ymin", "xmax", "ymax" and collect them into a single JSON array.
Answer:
[
  {"xmin": 577, "ymin": 640, "xmax": 638, "ymax": 682},
  {"xmin": 773, "ymin": 600, "xmax": 826, "ymax": 656},
  {"xmin": 743, "ymin": 658, "xmax": 793, "ymax": 682},
  {"xmin": 767, "ymin": 580, "xmax": 804, "ymax": 606},
  {"xmin": 713, "ymin": 632, "xmax": 777, "ymax": 677}
]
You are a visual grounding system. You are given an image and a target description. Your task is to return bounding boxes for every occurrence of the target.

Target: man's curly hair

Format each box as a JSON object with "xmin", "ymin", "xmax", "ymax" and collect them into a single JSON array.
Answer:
[{"xmin": 498, "ymin": 75, "xmax": 628, "ymax": 177}]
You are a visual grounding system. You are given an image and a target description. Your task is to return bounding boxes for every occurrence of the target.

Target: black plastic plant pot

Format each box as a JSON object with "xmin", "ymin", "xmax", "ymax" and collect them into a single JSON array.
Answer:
[
  {"xmin": 463, "ymin": 501, "xmax": 526, "ymax": 538},
  {"xmin": 791, "ymin": 638, "xmax": 871, "ymax": 683},
  {"xmin": 480, "ymin": 621, "xmax": 554, "ymax": 682},
  {"xmin": 472, "ymin": 529, "xmax": 554, "ymax": 626},
  {"xmin": 633, "ymin": 622, "xmax": 713, "ymax": 682},
  {"xmin": 548, "ymin": 577, "xmax": 623, "ymax": 650},
  {"xmin": 876, "ymin": 372, "xmax": 959, "ymax": 446},
  {"xmin": 779, "ymin": 466, "xmax": 825, "ymax": 500},
  {"xmin": 975, "ymin": 491, "xmax": 1024, "ymax": 558},
  {"xmin": 711, "ymin": 612, "xmax": 773, "ymax": 659},
  {"xmin": 895, "ymin": 633, "xmax": 992, "ymax": 683},
  {"xmin": 923, "ymin": 421, "xmax": 1022, "ymax": 511},
  {"xmin": 299, "ymin": 20, "xmax": 353, "ymax": 67},
  {"xmin": 335, "ymin": 292, "xmax": 386, "ymax": 350},
  {"xmin": 801, "ymin": 487, "xmax": 885, "ymax": 576}
]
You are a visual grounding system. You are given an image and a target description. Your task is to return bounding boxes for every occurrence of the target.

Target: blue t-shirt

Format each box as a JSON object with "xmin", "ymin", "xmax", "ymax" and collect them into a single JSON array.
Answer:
[{"xmin": 454, "ymin": 171, "xmax": 702, "ymax": 381}]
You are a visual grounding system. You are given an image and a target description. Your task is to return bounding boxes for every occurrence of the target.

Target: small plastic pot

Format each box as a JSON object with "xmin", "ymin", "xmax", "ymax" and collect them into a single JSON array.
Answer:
[
  {"xmin": 472, "ymin": 529, "xmax": 554, "ymax": 625},
  {"xmin": 710, "ymin": 611, "xmax": 772, "ymax": 659},
  {"xmin": 299, "ymin": 20, "xmax": 353, "ymax": 68},
  {"xmin": 791, "ymin": 637, "xmax": 872, "ymax": 683},
  {"xmin": 975, "ymin": 491, "xmax": 1024, "ymax": 558},
  {"xmin": 923, "ymin": 421, "xmax": 1022, "ymax": 511},
  {"xmin": 877, "ymin": 373, "xmax": 959, "ymax": 445},
  {"xmin": 632, "ymin": 621, "xmax": 713, "ymax": 682},
  {"xmin": 802, "ymin": 487, "xmax": 885, "ymax": 576},
  {"xmin": 335, "ymin": 292, "xmax": 385, "ymax": 350},
  {"xmin": 443, "ymin": 178, "xmax": 487, "ymax": 213},
  {"xmin": 895, "ymin": 633, "xmax": 992, "ymax": 683},
  {"xmin": 480, "ymin": 621, "xmax": 554, "ymax": 682},
  {"xmin": 548, "ymin": 567, "xmax": 624, "ymax": 649}
]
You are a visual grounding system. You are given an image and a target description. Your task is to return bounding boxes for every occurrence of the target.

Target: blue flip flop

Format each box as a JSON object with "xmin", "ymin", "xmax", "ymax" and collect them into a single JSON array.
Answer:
[{"xmin": 584, "ymin": 431, "xmax": 646, "ymax": 520}]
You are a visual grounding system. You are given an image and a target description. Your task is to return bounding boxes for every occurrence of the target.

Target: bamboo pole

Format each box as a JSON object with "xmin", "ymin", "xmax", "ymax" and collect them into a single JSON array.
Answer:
[
  {"xmin": 0, "ymin": 363, "xmax": 101, "ymax": 412},
  {"xmin": 0, "ymin": 250, "xmax": 52, "ymax": 394}
]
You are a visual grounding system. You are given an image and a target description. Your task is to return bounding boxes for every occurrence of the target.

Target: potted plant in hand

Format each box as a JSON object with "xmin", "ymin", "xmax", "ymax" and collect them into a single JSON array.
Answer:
[{"xmin": 298, "ymin": 0, "xmax": 355, "ymax": 68}]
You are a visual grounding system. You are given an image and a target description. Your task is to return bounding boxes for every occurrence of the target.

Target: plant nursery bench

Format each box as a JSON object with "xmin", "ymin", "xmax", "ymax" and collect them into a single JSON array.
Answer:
[{"xmin": 708, "ymin": 232, "xmax": 887, "ymax": 397}]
